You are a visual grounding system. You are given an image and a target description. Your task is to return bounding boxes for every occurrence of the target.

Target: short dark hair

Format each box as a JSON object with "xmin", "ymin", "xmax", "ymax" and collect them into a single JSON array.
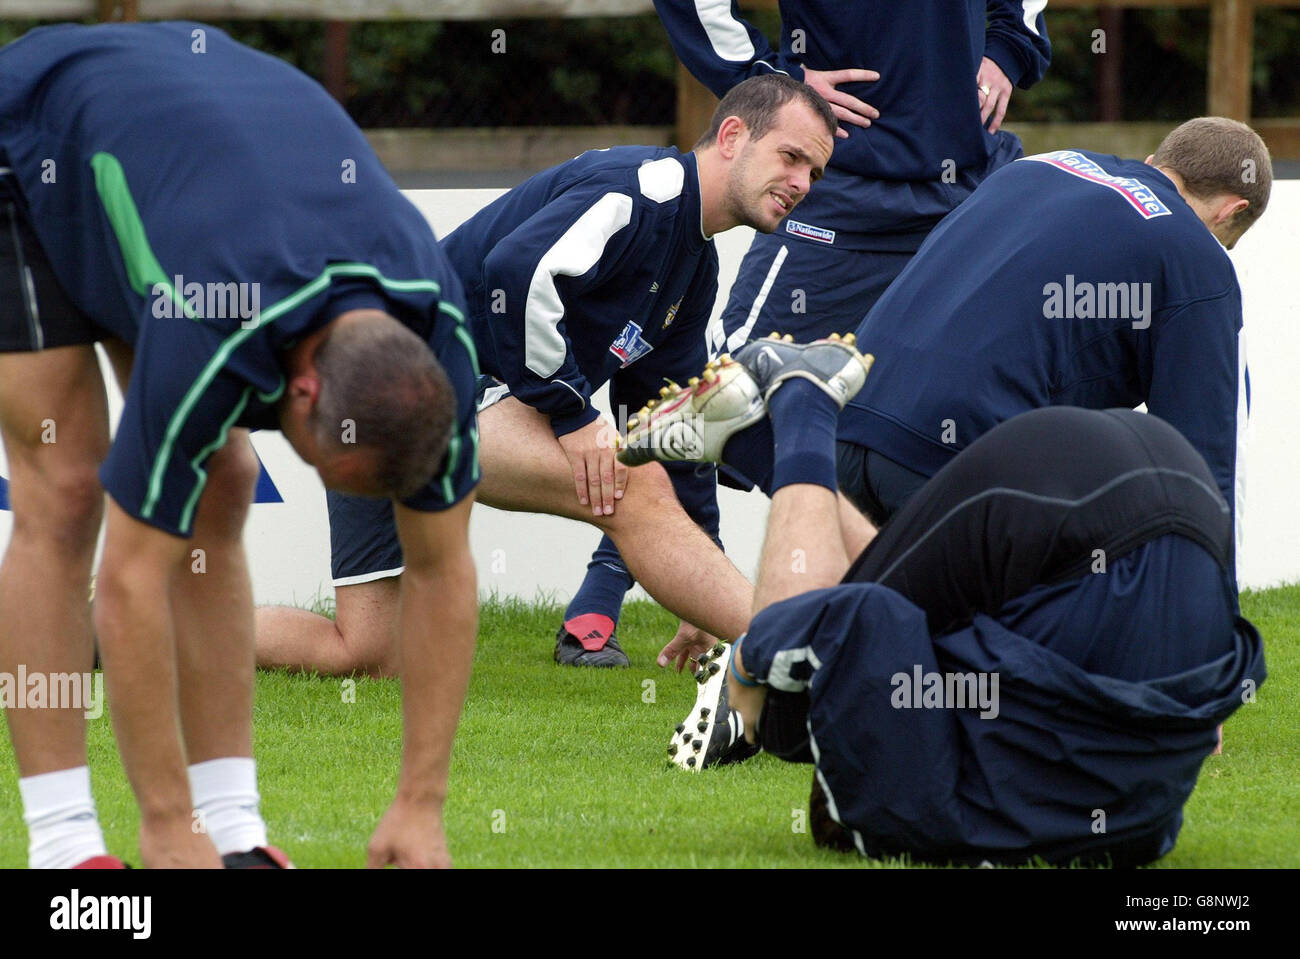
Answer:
[
  {"xmin": 310, "ymin": 313, "xmax": 456, "ymax": 499},
  {"xmin": 694, "ymin": 74, "xmax": 836, "ymax": 150},
  {"xmin": 1152, "ymin": 117, "xmax": 1273, "ymax": 238}
]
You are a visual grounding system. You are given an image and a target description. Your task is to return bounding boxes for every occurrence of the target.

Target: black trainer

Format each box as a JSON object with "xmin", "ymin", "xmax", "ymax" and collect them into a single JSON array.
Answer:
[
  {"xmin": 667, "ymin": 641, "xmax": 761, "ymax": 770},
  {"xmin": 553, "ymin": 626, "xmax": 630, "ymax": 667}
]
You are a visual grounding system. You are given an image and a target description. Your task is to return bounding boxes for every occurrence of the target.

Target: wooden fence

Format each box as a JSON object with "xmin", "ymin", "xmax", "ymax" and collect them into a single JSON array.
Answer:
[{"xmin": 2, "ymin": 1, "xmax": 1296, "ymax": 158}]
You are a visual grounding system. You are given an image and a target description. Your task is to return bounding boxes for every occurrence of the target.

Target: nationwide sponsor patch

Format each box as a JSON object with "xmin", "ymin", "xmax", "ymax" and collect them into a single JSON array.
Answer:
[
  {"xmin": 785, "ymin": 219, "xmax": 836, "ymax": 244},
  {"xmin": 1020, "ymin": 150, "xmax": 1172, "ymax": 220},
  {"xmin": 609, "ymin": 319, "xmax": 654, "ymax": 367}
]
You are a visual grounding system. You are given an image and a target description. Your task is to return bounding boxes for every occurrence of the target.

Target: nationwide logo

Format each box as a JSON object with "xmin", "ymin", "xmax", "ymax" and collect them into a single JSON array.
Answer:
[
  {"xmin": 1021, "ymin": 150, "xmax": 1172, "ymax": 220},
  {"xmin": 785, "ymin": 219, "xmax": 836, "ymax": 245}
]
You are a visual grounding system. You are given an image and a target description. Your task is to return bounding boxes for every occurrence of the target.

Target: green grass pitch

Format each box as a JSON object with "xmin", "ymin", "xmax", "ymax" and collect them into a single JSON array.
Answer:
[{"xmin": 1, "ymin": 586, "xmax": 1297, "ymax": 868}]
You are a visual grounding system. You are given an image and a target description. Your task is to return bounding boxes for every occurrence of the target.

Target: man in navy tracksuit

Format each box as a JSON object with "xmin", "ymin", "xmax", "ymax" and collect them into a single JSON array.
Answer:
[
  {"xmin": 0, "ymin": 23, "xmax": 480, "ymax": 868},
  {"xmin": 255, "ymin": 75, "xmax": 837, "ymax": 673},
  {"xmin": 660, "ymin": 0, "xmax": 1051, "ymax": 351},
  {"xmin": 834, "ymin": 119, "xmax": 1271, "ymax": 576},
  {"xmin": 564, "ymin": 0, "xmax": 1051, "ymax": 664}
]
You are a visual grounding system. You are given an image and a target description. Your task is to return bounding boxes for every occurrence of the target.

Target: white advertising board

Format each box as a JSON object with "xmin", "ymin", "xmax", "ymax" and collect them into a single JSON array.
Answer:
[{"xmin": 1, "ymin": 184, "xmax": 1295, "ymax": 604}]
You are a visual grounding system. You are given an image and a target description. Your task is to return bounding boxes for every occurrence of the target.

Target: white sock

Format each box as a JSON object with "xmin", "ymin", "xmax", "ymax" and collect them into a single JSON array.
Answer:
[
  {"xmin": 20, "ymin": 766, "xmax": 108, "ymax": 869},
  {"xmin": 187, "ymin": 757, "xmax": 268, "ymax": 856}
]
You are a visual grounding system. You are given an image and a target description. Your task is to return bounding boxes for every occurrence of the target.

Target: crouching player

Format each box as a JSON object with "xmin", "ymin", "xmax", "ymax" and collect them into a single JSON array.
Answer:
[
  {"xmin": 0, "ymin": 22, "xmax": 479, "ymax": 868},
  {"xmin": 622, "ymin": 341, "xmax": 1265, "ymax": 865}
]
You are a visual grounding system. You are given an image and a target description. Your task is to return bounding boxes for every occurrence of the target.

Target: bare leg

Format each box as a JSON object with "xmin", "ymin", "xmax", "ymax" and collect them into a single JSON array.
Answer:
[
  {"xmin": 837, "ymin": 491, "xmax": 876, "ymax": 560},
  {"xmin": 256, "ymin": 578, "xmax": 401, "ymax": 677},
  {"xmin": 0, "ymin": 346, "xmax": 109, "ymax": 777},
  {"xmin": 170, "ymin": 430, "xmax": 260, "ymax": 764},
  {"xmin": 98, "ymin": 342, "xmax": 262, "ymax": 765},
  {"xmin": 753, "ymin": 484, "xmax": 853, "ymax": 617},
  {"xmin": 477, "ymin": 398, "xmax": 753, "ymax": 641},
  {"xmin": 732, "ymin": 482, "xmax": 859, "ymax": 740},
  {"xmin": 93, "ymin": 343, "xmax": 246, "ymax": 865}
]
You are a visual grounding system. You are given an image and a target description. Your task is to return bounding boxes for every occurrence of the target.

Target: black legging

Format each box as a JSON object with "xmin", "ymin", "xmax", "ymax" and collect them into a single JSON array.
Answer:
[
  {"xmin": 758, "ymin": 406, "xmax": 1234, "ymax": 760},
  {"xmin": 842, "ymin": 406, "xmax": 1231, "ymax": 634}
]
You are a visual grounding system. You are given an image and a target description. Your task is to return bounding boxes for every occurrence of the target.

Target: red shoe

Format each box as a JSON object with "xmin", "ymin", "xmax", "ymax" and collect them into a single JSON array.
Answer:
[
  {"xmin": 72, "ymin": 855, "xmax": 129, "ymax": 869},
  {"xmin": 221, "ymin": 845, "xmax": 295, "ymax": 869}
]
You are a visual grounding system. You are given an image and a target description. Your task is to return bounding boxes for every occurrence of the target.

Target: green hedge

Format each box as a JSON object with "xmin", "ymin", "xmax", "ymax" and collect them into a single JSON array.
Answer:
[{"xmin": 2, "ymin": 10, "xmax": 1297, "ymax": 127}]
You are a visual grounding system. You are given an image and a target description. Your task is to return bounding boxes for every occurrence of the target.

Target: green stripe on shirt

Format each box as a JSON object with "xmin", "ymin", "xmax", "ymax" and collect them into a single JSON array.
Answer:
[{"xmin": 90, "ymin": 152, "xmax": 194, "ymax": 319}]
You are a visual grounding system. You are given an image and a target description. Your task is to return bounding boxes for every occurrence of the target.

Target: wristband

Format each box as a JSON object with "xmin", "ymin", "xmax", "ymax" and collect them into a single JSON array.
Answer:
[{"xmin": 729, "ymin": 641, "xmax": 759, "ymax": 687}]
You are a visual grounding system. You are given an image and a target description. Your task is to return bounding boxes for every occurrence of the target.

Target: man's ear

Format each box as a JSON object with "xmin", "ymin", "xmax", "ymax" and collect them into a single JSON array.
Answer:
[
  {"xmin": 1216, "ymin": 195, "xmax": 1249, "ymax": 227},
  {"xmin": 287, "ymin": 373, "xmax": 320, "ymax": 406},
  {"xmin": 1144, "ymin": 153, "xmax": 1156, "ymax": 166},
  {"xmin": 283, "ymin": 374, "xmax": 322, "ymax": 437},
  {"xmin": 715, "ymin": 115, "xmax": 747, "ymax": 160}
]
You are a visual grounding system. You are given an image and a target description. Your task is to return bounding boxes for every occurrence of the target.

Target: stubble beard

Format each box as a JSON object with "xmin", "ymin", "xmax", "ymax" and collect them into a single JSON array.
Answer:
[{"xmin": 723, "ymin": 148, "xmax": 781, "ymax": 235}]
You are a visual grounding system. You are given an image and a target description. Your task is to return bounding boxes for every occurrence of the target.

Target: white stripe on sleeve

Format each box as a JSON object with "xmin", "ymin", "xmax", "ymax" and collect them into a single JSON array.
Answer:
[
  {"xmin": 1021, "ymin": 0, "xmax": 1048, "ymax": 36},
  {"xmin": 693, "ymin": 0, "xmax": 757, "ymax": 61},
  {"xmin": 525, "ymin": 192, "xmax": 634, "ymax": 379}
]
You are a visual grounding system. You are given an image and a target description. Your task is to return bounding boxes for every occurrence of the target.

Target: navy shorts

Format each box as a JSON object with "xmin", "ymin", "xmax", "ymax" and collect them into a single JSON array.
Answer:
[
  {"xmin": 328, "ymin": 491, "xmax": 403, "ymax": 586},
  {"xmin": 0, "ymin": 172, "xmax": 102, "ymax": 352},
  {"xmin": 834, "ymin": 440, "xmax": 929, "ymax": 528},
  {"xmin": 710, "ymin": 234, "xmax": 912, "ymax": 358}
]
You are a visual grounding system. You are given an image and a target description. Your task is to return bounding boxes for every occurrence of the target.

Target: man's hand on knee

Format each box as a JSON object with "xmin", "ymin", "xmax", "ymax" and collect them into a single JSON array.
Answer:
[{"xmin": 557, "ymin": 417, "xmax": 628, "ymax": 517}]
